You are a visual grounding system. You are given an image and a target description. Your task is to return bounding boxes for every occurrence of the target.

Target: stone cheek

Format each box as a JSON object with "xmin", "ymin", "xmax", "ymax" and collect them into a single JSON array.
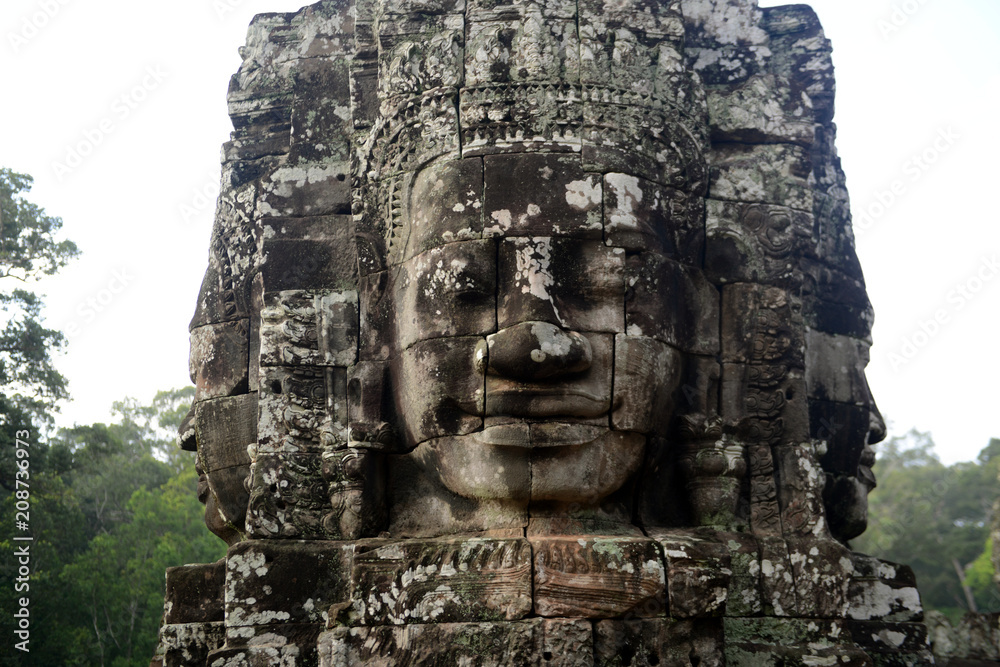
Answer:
[
  {"xmin": 392, "ymin": 336, "xmax": 486, "ymax": 446},
  {"xmin": 612, "ymin": 334, "xmax": 682, "ymax": 435}
]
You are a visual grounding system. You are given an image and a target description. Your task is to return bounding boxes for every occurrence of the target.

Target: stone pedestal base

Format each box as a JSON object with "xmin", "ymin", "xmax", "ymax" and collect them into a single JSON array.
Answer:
[{"xmin": 153, "ymin": 535, "xmax": 933, "ymax": 666}]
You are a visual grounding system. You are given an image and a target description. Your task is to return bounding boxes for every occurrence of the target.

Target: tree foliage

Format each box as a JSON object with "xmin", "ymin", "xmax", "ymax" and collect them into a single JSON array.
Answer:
[
  {"xmin": 0, "ymin": 389, "xmax": 226, "ymax": 667},
  {"xmin": 855, "ymin": 430, "xmax": 1000, "ymax": 617},
  {"xmin": 1, "ymin": 168, "xmax": 79, "ymax": 491},
  {"xmin": 0, "ymin": 169, "xmax": 79, "ymax": 282}
]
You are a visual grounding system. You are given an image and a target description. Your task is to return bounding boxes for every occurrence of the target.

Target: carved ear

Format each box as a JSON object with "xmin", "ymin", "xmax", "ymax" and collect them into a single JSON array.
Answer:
[
  {"xmin": 178, "ymin": 406, "xmax": 197, "ymax": 452},
  {"xmin": 347, "ymin": 360, "xmax": 399, "ymax": 453}
]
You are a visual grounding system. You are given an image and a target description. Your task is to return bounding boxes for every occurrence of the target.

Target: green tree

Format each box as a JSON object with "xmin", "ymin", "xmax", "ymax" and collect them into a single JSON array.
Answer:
[
  {"xmin": 855, "ymin": 430, "xmax": 1000, "ymax": 617},
  {"xmin": 1, "ymin": 168, "xmax": 79, "ymax": 489},
  {"xmin": 0, "ymin": 389, "xmax": 223, "ymax": 667},
  {"xmin": 60, "ymin": 468, "xmax": 223, "ymax": 667}
]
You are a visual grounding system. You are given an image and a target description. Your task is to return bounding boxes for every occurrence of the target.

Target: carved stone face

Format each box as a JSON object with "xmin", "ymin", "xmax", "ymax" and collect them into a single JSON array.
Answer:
[{"xmin": 384, "ymin": 156, "xmax": 682, "ymax": 512}]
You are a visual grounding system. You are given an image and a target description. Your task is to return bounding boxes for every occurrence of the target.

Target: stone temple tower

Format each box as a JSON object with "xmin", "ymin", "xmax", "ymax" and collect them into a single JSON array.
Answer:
[{"xmin": 154, "ymin": 0, "xmax": 932, "ymax": 665}]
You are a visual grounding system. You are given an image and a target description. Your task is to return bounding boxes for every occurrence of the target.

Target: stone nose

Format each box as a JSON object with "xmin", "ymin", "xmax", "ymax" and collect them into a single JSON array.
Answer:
[{"xmin": 486, "ymin": 321, "xmax": 592, "ymax": 381}]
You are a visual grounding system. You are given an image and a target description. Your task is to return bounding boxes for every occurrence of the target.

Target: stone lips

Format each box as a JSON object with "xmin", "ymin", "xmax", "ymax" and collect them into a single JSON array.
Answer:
[{"xmin": 164, "ymin": 0, "xmax": 929, "ymax": 665}]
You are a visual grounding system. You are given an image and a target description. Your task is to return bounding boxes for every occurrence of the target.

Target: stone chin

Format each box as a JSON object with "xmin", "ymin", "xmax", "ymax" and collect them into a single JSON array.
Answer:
[
  {"xmin": 415, "ymin": 427, "xmax": 646, "ymax": 504},
  {"xmin": 824, "ymin": 466, "xmax": 876, "ymax": 543}
]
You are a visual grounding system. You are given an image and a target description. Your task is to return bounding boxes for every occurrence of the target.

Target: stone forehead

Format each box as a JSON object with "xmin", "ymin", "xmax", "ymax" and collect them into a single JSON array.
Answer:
[{"xmin": 375, "ymin": 156, "xmax": 699, "ymax": 269}]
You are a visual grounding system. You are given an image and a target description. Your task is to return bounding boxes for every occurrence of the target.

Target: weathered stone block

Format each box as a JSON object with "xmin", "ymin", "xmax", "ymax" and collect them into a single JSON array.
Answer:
[
  {"xmin": 465, "ymin": 15, "xmax": 580, "ymax": 86},
  {"xmin": 582, "ymin": 103, "xmax": 708, "ymax": 193},
  {"xmin": 164, "ymin": 560, "xmax": 225, "ymax": 624},
  {"xmin": 245, "ymin": 451, "xmax": 344, "ymax": 540},
  {"xmin": 810, "ymin": 400, "xmax": 873, "ymax": 475},
  {"xmin": 709, "ymin": 143, "xmax": 813, "ymax": 212},
  {"xmin": 532, "ymin": 536, "xmax": 665, "ymax": 618},
  {"xmin": 720, "ymin": 532, "xmax": 764, "ymax": 617},
  {"xmin": 320, "ymin": 619, "xmax": 593, "ymax": 666},
  {"xmin": 580, "ymin": 0, "xmax": 683, "ymax": 37},
  {"xmin": 626, "ymin": 253, "xmax": 720, "ymax": 355},
  {"xmin": 258, "ymin": 366, "xmax": 346, "ymax": 454},
  {"xmin": 257, "ymin": 163, "xmax": 352, "ymax": 218},
  {"xmin": 387, "ymin": 446, "xmax": 529, "ymax": 537},
  {"xmin": 773, "ymin": 443, "xmax": 829, "ymax": 539},
  {"xmin": 348, "ymin": 538, "xmax": 533, "ymax": 625},
  {"xmin": 720, "ymin": 364, "xmax": 810, "ymax": 448},
  {"xmin": 468, "ymin": 0, "xmax": 576, "ymax": 21},
  {"xmin": 485, "ymin": 332, "xmax": 613, "ymax": 420},
  {"xmin": 761, "ymin": 4, "xmax": 836, "ymax": 123},
  {"xmin": 484, "ymin": 154, "xmax": 602, "ymax": 239},
  {"xmin": 190, "ymin": 260, "xmax": 231, "ymax": 330},
  {"xmin": 206, "ymin": 641, "xmax": 320, "ymax": 667},
  {"xmin": 195, "ymin": 395, "xmax": 257, "ymax": 472},
  {"xmin": 682, "ymin": 0, "xmax": 769, "ymax": 49},
  {"xmin": 194, "ymin": 395, "xmax": 256, "ymax": 532},
  {"xmin": 848, "ymin": 555, "xmax": 924, "ymax": 623},
  {"xmin": 393, "ymin": 336, "xmax": 485, "ymax": 445},
  {"xmin": 528, "ymin": 429, "xmax": 644, "ymax": 504},
  {"xmin": 190, "ymin": 321, "xmax": 250, "ymax": 403},
  {"xmin": 756, "ymin": 537, "xmax": 797, "ymax": 617},
  {"xmin": 224, "ymin": 621, "xmax": 325, "ymax": 651},
  {"xmin": 687, "ymin": 44, "xmax": 769, "ymax": 87},
  {"xmin": 612, "ymin": 334, "xmax": 682, "ymax": 434},
  {"xmin": 707, "ymin": 73, "xmax": 815, "ymax": 146},
  {"xmin": 720, "ymin": 283, "xmax": 802, "ymax": 367},
  {"xmin": 392, "ymin": 240, "xmax": 497, "ymax": 350},
  {"xmin": 460, "ymin": 82, "xmax": 583, "ymax": 156},
  {"xmin": 159, "ymin": 622, "xmax": 225, "ymax": 667},
  {"xmin": 290, "ymin": 58, "xmax": 353, "ymax": 164},
  {"xmin": 371, "ymin": 91, "xmax": 462, "ymax": 179},
  {"xmin": 395, "ymin": 158, "xmax": 484, "ymax": 262},
  {"xmin": 260, "ymin": 238, "xmax": 357, "ymax": 292},
  {"xmin": 805, "ymin": 329, "xmax": 872, "ymax": 405},
  {"xmin": 655, "ymin": 530, "xmax": 731, "ymax": 618},
  {"xmin": 225, "ymin": 540, "xmax": 355, "ymax": 628},
  {"xmin": 376, "ymin": 16, "xmax": 463, "ymax": 112},
  {"xmin": 594, "ymin": 618, "xmax": 725, "ymax": 667},
  {"xmin": 260, "ymin": 289, "xmax": 358, "ymax": 368},
  {"xmin": 847, "ymin": 621, "xmax": 931, "ymax": 657},
  {"xmin": 786, "ymin": 537, "xmax": 852, "ymax": 619},
  {"xmin": 705, "ymin": 199, "xmax": 812, "ymax": 286},
  {"xmin": 724, "ymin": 618, "xmax": 870, "ymax": 667},
  {"xmin": 498, "ymin": 238, "xmax": 625, "ymax": 333},
  {"xmin": 801, "ymin": 260, "xmax": 874, "ymax": 341}
]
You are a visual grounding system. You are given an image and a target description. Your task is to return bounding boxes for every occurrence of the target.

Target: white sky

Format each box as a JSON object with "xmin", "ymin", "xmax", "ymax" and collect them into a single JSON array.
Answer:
[{"xmin": 1, "ymin": 0, "xmax": 997, "ymax": 464}]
